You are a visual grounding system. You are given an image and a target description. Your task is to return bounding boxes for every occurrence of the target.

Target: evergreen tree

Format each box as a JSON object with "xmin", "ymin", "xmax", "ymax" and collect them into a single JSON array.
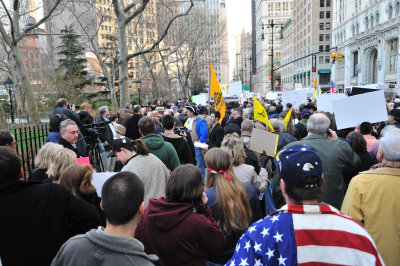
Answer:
[{"xmin": 57, "ymin": 25, "xmax": 91, "ymax": 97}]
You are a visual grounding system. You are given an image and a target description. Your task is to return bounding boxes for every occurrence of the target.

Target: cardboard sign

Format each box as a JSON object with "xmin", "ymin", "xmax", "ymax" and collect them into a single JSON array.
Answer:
[
  {"xmin": 192, "ymin": 94, "xmax": 207, "ymax": 106},
  {"xmin": 316, "ymin": 93, "xmax": 347, "ymax": 113},
  {"xmin": 76, "ymin": 157, "xmax": 91, "ymax": 165},
  {"xmin": 332, "ymin": 90, "xmax": 387, "ymax": 130},
  {"xmin": 249, "ymin": 128, "xmax": 280, "ymax": 157},
  {"xmin": 91, "ymin": 172, "xmax": 117, "ymax": 197}
]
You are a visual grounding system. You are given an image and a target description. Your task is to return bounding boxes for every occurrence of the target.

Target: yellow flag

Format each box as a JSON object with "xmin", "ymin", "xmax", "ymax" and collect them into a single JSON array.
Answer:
[
  {"xmin": 283, "ymin": 108, "xmax": 292, "ymax": 130},
  {"xmin": 313, "ymin": 86, "xmax": 322, "ymax": 99},
  {"xmin": 253, "ymin": 97, "xmax": 274, "ymax": 132},
  {"xmin": 210, "ymin": 62, "xmax": 225, "ymax": 123}
]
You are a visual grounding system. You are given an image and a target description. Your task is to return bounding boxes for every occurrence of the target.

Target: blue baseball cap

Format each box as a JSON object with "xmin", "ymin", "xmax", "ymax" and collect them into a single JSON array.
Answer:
[{"xmin": 274, "ymin": 145, "xmax": 322, "ymax": 189}]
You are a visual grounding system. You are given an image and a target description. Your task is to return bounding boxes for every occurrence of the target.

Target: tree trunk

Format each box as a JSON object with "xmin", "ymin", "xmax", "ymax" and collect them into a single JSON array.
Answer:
[
  {"xmin": 0, "ymin": 104, "xmax": 8, "ymax": 129},
  {"xmin": 11, "ymin": 45, "xmax": 40, "ymax": 124},
  {"xmin": 118, "ymin": 19, "xmax": 129, "ymax": 106}
]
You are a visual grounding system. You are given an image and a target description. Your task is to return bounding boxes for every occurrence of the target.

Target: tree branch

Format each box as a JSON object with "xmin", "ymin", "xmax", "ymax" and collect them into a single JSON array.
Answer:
[
  {"xmin": 124, "ymin": 0, "xmax": 150, "ymax": 25},
  {"xmin": 125, "ymin": 0, "xmax": 193, "ymax": 61}
]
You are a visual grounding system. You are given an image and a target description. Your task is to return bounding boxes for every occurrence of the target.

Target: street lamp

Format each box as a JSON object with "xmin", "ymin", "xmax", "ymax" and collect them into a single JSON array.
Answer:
[
  {"xmin": 262, "ymin": 20, "xmax": 279, "ymax": 91},
  {"xmin": 136, "ymin": 80, "xmax": 142, "ymax": 105},
  {"xmin": 4, "ymin": 77, "xmax": 14, "ymax": 124}
]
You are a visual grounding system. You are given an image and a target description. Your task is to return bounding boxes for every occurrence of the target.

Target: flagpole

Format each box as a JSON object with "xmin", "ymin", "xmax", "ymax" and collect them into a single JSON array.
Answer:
[{"xmin": 208, "ymin": 61, "xmax": 211, "ymax": 116}]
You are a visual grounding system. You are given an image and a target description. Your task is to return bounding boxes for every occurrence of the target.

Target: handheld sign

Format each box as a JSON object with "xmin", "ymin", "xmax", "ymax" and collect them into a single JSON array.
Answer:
[{"xmin": 249, "ymin": 128, "xmax": 280, "ymax": 157}]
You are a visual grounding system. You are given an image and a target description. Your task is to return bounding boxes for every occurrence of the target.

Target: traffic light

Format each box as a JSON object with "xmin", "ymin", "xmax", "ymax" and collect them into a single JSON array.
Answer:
[
  {"xmin": 337, "ymin": 52, "xmax": 343, "ymax": 62},
  {"xmin": 332, "ymin": 51, "xmax": 337, "ymax": 64}
]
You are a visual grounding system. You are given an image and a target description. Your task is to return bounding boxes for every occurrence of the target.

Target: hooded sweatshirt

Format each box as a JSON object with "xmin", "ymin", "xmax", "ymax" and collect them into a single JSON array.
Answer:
[
  {"xmin": 135, "ymin": 197, "xmax": 226, "ymax": 266},
  {"xmin": 52, "ymin": 227, "xmax": 158, "ymax": 266},
  {"xmin": 141, "ymin": 134, "xmax": 180, "ymax": 171},
  {"xmin": 162, "ymin": 133, "xmax": 194, "ymax": 164}
]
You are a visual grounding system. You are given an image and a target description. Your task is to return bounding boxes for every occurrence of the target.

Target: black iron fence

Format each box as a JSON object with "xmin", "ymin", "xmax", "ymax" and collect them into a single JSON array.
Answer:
[{"xmin": 11, "ymin": 124, "xmax": 49, "ymax": 180}]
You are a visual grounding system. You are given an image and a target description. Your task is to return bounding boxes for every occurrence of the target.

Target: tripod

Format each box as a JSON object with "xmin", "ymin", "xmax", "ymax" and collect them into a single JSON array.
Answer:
[{"xmin": 86, "ymin": 141, "xmax": 105, "ymax": 172}]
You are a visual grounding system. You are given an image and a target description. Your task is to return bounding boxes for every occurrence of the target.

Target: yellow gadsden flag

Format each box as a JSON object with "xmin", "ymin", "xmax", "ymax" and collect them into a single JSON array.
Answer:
[
  {"xmin": 254, "ymin": 97, "xmax": 274, "ymax": 132},
  {"xmin": 283, "ymin": 107, "xmax": 293, "ymax": 130},
  {"xmin": 210, "ymin": 62, "xmax": 225, "ymax": 123},
  {"xmin": 313, "ymin": 86, "xmax": 322, "ymax": 99}
]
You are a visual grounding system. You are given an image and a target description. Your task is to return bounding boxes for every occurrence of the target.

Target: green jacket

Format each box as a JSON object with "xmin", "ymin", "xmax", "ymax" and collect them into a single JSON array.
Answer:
[
  {"xmin": 273, "ymin": 134, "xmax": 360, "ymax": 209},
  {"xmin": 141, "ymin": 134, "xmax": 180, "ymax": 171}
]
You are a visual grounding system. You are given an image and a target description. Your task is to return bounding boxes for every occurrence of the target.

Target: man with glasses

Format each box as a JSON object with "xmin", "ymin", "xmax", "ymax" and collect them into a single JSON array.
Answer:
[{"xmin": 59, "ymin": 119, "xmax": 83, "ymax": 157}]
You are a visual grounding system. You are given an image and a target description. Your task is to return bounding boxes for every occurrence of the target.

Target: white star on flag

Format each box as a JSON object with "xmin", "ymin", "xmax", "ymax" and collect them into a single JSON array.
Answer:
[
  {"xmin": 270, "ymin": 215, "xmax": 280, "ymax": 223},
  {"xmin": 253, "ymin": 241, "xmax": 262, "ymax": 253},
  {"xmin": 260, "ymin": 227, "xmax": 270, "ymax": 237},
  {"xmin": 273, "ymin": 231, "xmax": 284, "ymax": 243},
  {"xmin": 278, "ymin": 254, "xmax": 287, "ymax": 265},
  {"xmin": 235, "ymin": 243, "xmax": 240, "ymax": 253},
  {"xmin": 248, "ymin": 225, "xmax": 257, "ymax": 233},
  {"xmin": 239, "ymin": 258, "xmax": 249, "ymax": 266},
  {"xmin": 244, "ymin": 240, "xmax": 251, "ymax": 252},
  {"xmin": 254, "ymin": 259, "xmax": 263, "ymax": 266},
  {"xmin": 265, "ymin": 248, "xmax": 274, "ymax": 259},
  {"xmin": 229, "ymin": 259, "xmax": 235, "ymax": 266}
]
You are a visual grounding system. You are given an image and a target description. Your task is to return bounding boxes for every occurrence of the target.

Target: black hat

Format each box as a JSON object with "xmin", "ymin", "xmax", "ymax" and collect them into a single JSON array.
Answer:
[
  {"xmin": 185, "ymin": 106, "xmax": 198, "ymax": 115},
  {"xmin": 107, "ymin": 137, "xmax": 132, "ymax": 157},
  {"xmin": 304, "ymin": 103, "xmax": 317, "ymax": 111}
]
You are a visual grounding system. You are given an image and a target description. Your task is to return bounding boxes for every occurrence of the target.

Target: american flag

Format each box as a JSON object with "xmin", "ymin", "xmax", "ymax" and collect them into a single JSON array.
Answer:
[
  {"xmin": 330, "ymin": 80, "xmax": 337, "ymax": 93},
  {"xmin": 226, "ymin": 204, "xmax": 383, "ymax": 266}
]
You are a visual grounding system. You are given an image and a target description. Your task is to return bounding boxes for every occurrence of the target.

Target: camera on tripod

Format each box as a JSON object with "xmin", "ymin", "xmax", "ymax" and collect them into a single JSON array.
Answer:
[
  {"xmin": 82, "ymin": 120, "xmax": 111, "ymax": 144},
  {"xmin": 68, "ymin": 104, "xmax": 80, "ymax": 109}
]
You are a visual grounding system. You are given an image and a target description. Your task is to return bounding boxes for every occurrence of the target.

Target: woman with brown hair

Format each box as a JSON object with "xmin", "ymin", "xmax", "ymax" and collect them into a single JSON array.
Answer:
[
  {"xmin": 110, "ymin": 137, "xmax": 170, "ymax": 205},
  {"xmin": 204, "ymin": 148, "xmax": 263, "ymax": 265},
  {"xmin": 59, "ymin": 164, "xmax": 106, "ymax": 226},
  {"xmin": 135, "ymin": 164, "xmax": 226, "ymax": 266}
]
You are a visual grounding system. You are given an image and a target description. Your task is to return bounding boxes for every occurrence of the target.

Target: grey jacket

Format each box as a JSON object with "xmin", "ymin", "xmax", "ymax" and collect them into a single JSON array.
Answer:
[{"xmin": 52, "ymin": 227, "xmax": 158, "ymax": 266}]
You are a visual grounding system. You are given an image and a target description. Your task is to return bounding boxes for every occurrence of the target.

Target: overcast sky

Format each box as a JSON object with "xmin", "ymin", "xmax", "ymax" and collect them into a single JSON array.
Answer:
[{"xmin": 226, "ymin": 0, "xmax": 251, "ymax": 81}]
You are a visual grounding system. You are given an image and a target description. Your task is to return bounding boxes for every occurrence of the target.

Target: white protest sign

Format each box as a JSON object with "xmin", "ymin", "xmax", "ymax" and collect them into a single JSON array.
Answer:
[
  {"xmin": 280, "ymin": 89, "xmax": 308, "ymax": 109},
  {"xmin": 295, "ymin": 83, "xmax": 303, "ymax": 90},
  {"xmin": 92, "ymin": 172, "xmax": 117, "ymax": 197},
  {"xmin": 332, "ymin": 90, "xmax": 387, "ymax": 130},
  {"xmin": 266, "ymin": 92, "xmax": 278, "ymax": 100},
  {"xmin": 316, "ymin": 93, "xmax": 347, "ymax": 113},
  {"xmin": 228, "ymin": 81, "xmax": 243, "ymax": 96},
  {"xmin": 192, "ymin": 94, "xmax": 207, "ymax": 106}
]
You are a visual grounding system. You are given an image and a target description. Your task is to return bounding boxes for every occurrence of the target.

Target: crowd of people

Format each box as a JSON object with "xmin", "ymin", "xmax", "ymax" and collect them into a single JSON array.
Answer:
[{"xmin": 1, "ymin": 94, "xmax": 400, "ymax": 265}]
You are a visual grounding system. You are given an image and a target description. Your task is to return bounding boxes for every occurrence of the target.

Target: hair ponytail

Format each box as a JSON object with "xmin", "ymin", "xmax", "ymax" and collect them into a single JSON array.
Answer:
[{"xmin": 131, "ymin": 139, "xmax": 149, "ymax": 155}]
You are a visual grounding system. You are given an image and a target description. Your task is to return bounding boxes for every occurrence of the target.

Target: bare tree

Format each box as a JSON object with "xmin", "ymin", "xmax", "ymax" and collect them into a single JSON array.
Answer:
[
  {"xmin": 0, "ymin": 0, "xmax": 62, "ymax": 123},
  {"xmin": 112, "ymin": 0, "xmax": 195, "ymax": 105}
]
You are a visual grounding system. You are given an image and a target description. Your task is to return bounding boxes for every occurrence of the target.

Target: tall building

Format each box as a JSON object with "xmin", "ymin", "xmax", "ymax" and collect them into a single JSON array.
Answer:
[
  {"xmin": 255, "ymin": 0, "xmax": 293, "ymax": 92},
  {"xmin": 332, "ymin": 0, "xmax": 400, "ymax": 89},
  {"xmin": 233, "ymin": 31, "xmax": 252, "ymax": 87},
  {"xmin": 286, "ymin": 0, "xmax": 333, "ymax": 91},
  {"xmin": 280, "ymin": 18, "xmax": 293, "ymax": 90}
]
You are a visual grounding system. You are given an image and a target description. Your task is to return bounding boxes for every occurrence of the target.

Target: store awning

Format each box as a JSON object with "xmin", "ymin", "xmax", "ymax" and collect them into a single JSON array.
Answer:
[
  {"xmin": 318, "ymin": 69, "xmax": 331, "ymax": 74},
  {"xmin": 307, "ymin": 70, "xmax": 310, "ymax": 74}
]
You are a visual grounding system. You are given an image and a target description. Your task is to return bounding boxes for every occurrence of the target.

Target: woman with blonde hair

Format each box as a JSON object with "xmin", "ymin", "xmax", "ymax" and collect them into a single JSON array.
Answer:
[
  {"xmin": 204, "ymin": 148, "xmax": 262, "ymax": 264},
  {"xmin": 47, "ymin": 148, "xmax": 77, "ymax": 182},
  {"xmin": 30, "ymin": 142, "xmax": 64, "ymax": 183},
  {"xmin": 79, "ymin": 102, "xmax": 94, "ymax": 125},
  {"xmin": 221, "ymin": 133, "xmax": 269, "ymax": 193},
  {"xmin": 59, "ymin": 164, "xmax": 106, "ymax": 225}
]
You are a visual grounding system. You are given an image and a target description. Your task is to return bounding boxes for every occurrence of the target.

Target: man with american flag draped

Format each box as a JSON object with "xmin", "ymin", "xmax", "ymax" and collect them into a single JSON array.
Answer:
[{"xmin": 227, "ymin": 145, "xmax": 383, "ymax": 266}]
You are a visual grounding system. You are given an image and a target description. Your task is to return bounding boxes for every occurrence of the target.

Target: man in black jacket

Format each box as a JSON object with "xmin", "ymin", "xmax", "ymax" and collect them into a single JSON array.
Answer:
[
  {"xmin": 161, "ymin": 115, "xmax": 194, "ymax": 164},
  {"xmin": 125, "ymin": 105, "xmax": 143, "ymax": 140},
  {"xmin": 59, "ymin": 119, "xmax": 84, "ymax": 157},
  {"xmin": 97, "ymin": 106, "xmax": 117, "ymax": 171},
  {"xmin": 0, "ymin": 147, "xmax": 100, "ymax": 266},
  {"xmin": 208, "ymin": 111, "xmax": 224, "ymax": 149}
]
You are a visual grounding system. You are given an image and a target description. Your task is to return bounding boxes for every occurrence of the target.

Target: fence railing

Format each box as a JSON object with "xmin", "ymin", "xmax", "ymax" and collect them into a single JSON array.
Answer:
[{"xmin": 11, "ymin": 124, "xmax": 49, "ymax": 180}]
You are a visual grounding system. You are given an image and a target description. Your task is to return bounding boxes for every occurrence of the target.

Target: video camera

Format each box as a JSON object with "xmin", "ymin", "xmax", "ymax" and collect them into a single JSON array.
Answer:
[
  {"xmin": 174, "ymin": 126, "xmax": 187, "ymax": 137},
  {"xmin": 81, "ymin": 120, "xmax": 112, "ymax": 145},
  {"xmin": 67, "ymin": 104, "xmax": 80, "ymax": 109}
]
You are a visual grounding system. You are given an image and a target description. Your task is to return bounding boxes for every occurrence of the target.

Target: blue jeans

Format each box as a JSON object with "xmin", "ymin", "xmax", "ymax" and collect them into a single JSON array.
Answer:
[{"xmin": 195, "ymin": 147, "xmax": 206, "ymax": 178}]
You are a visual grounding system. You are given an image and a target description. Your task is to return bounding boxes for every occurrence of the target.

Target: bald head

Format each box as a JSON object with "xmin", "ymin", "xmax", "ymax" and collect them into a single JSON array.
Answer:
[{"xmin": 306, "ymin": 113, "xmax": 330, "ymax": 134}]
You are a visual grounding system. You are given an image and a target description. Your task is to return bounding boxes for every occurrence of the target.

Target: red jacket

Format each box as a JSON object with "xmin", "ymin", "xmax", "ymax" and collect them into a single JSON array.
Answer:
[{"xmin": 135, "ymin": 197, "xmax": 226, "ymax": 266}]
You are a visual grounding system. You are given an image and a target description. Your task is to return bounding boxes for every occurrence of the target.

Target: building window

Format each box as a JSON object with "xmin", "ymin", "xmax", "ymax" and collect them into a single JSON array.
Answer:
[
  {"xmin": 325, "ymin": 34, "xmax": 330, "ymax": 41},
  {"xmin": 325, "ymin": 45, "xmax": 330, "ymax": 52},
  {"xmin": 365, "ymin": 17, "xmax": 369, "ymax": 29},
  {"xmin": 320, "ymin": 11, "xmax": 324, "ymax": 18},
  {"xmin": 353, "ymin": 51, "xmax": 358, "ymax": 76},
  {"xmin": 319, "ymin": 45, "xmax": 324, "ymax": 52},
  {"xmin": 325, "ymin": 56, "xmax": 330, "ymax": 63},
  {"xmin": 376, "ymin": 13, "xmax": 380, "ymax": 24},
  {"xmin": 326, "ymin": 22, "xmax": 331, "ymax": 30},
  {"xmin": 352, "ymin": 25, "xmax": 355, "ymax": 36},
  {"xmin": 320, "ymin": 23, "xmax": 324, "ymax": 30},
  {"xmin": 370, "ymin": 16, "xmax": 374, "ymax": 27},
  {"xmin": 388, "ymin": 5, "xmax": 393, "ymax": 19},
  {"xmin": 319, "ymin": 34, "xmax": 324, "ymax": 41},
  {"xmin": 389, "ymin": 39, "xmax": 398, "ymax": 72},
  {"xmin": 326, "ymin": 11, "xmax": 331, "ymax": 18},
  {"xmin": 396, "ymin": 2, "xmax": 400, "ymax": 16},
  {"xmin": 320, "ymin": 0, "xmax": 324, "ymax": 7},
  {"xmin": 326, "ymin": 0, "xmax": 331, "ymax": 7}
]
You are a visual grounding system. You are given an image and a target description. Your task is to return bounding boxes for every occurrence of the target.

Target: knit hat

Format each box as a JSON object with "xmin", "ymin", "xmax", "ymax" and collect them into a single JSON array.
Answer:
[{"xmin": 274, "ymin": 145, "xmax": 323, "ymax": 189}]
